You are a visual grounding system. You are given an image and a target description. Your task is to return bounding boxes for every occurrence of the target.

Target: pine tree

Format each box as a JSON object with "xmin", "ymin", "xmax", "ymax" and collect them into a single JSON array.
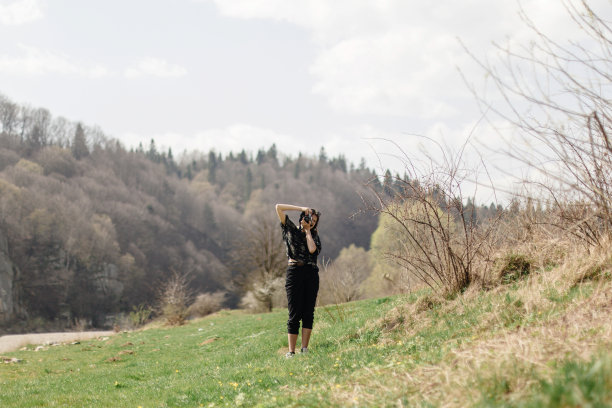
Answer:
[
  {"xmin": 383, "ymin": 169, "xmax": 394, "ymax": 197},
  {"xmin": 207, "ymin": 151, "xmax": 217, "ymax": 183},
  {"xmin": 238, "ymin": 149, "xmax": 248, "ymax": 165},
  {"xmin": 71, "ymin": 123, "xmax": 89, "ymax": 160},
  {"xmin": 319, "ymin": 147, "xmax": 327, "ymax": 163},
  {"xmin": 266, "ymin": 144, "xmax": 278, "ymax": 166},
  {"xmin": 246, "ymin": 167, "xmax": 253, "ymax": 199}
]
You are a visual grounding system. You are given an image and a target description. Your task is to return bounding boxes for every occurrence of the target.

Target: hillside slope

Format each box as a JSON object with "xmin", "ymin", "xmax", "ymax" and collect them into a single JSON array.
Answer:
[
  {"xmin": 1, "ymin": 248, "xmax": 611, "ymax": 407},
  {"xmin": 0, "ymin": 93, "xmax": 380, "ymax": 327}
]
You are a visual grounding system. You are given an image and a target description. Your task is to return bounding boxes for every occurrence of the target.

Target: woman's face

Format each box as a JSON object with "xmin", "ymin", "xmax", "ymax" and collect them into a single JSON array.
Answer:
[
  {"xmin": 309, "ymin": 212, "xmax": 319, "ymax": 229},
  {"xmin": 301, "ymin": 211, "xmax": 318, "ymax": 229}
]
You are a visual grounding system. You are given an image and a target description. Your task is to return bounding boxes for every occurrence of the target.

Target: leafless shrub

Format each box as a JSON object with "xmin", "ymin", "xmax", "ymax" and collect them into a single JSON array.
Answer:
[
  {"xmin": 319, "ymin": 245, "xmax": 371, "ymax": 305},
  {"xmin": 73, "ymin": 317, "xmax": 89, "ymax": 331},
  {"xmin": 112, "ymin": 304, "xmax": 152, "ymax": 331},
  {"xmin": 157, "ymin": 271, "xmax": 192, "ymax": 326},
  {"xmin": 365, "ymin": 141, "xmax": 503, "ymax": 296},
  {"xmin": 231, "ymin": 217, "xmax": 286, "ymax": 312},
  {"xmin": 238, "ymin": 291, "xmax": 261, "ymax": 313},
  {"xmin": 129, "ymin": 304, "xmax": 153, "ymax": 327},
  {"xmin": 492, "ymin": 198, "xmax": 589, "ymax": 277},
  {"xmin": 188, "ymin": 291, "xmax": 226, "ymax": 318},
  {"xmin": 238, "ymin": 278, "xmax": 286, "ymax": 313},
  {"xmin": 316, "ymin": 259, "xmax": 348, "ymax": 323},
  {"xmin": 464, "ymin": 0, "xmax": 612, "ymax": 248}
]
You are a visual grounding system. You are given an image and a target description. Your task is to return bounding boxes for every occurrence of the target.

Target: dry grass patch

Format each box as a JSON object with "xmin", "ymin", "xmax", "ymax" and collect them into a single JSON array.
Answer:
[
  {"xmin": 351, "ymin": 292, "xmax": 442, "ymax": 344},
  {"xmin": 326, "ymin": 243, "xmax": 612, "ymax": 407},
  {"xmin": 414, "ymin": 281, "xmax": 612, "ymax": 406},
  {"xmin": 332, "ymin": 279, "xmax": 612, "ymax": 407}
]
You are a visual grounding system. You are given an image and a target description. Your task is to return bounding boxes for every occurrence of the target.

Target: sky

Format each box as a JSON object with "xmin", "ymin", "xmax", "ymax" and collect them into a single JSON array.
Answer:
[{"xmin": 0, "ymin": 0, "xmax": 610, "ymax": 203}]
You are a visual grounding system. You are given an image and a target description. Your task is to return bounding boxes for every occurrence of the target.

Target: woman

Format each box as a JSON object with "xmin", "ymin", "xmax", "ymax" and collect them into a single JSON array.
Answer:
[{"xmin": 275, "ymin": 203, "xmax": 321, "ymax": 358}]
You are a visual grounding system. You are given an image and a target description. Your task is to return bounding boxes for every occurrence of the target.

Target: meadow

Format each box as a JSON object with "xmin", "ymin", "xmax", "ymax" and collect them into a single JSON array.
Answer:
[{"xmin": 1, "ymin": 250, "xmax": 612, "ymax": 407}]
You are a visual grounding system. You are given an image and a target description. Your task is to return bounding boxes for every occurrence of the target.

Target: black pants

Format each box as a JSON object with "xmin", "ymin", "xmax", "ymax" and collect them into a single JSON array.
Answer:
[{"xmin": 285, "ymin": 264, "xmax": 319, "ymax": 335}]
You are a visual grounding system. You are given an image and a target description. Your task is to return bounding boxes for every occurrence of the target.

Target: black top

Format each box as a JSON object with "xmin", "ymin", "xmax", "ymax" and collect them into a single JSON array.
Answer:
[{"xmin": 280, "ymin": 215, "xmax": 321, "ymax": 265}]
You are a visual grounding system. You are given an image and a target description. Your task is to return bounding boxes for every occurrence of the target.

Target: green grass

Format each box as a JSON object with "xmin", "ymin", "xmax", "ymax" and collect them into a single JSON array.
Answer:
[
  {"xmin": 476, "ymin": 354, "xmax": 612, "ymax": 408},
  {"xmin": 0, "ymin": 298, "xmax": 401, "ymax": 407},
  {"xmin": 0, "ymin": 278, "xmax": 610, "ymax": 407}
]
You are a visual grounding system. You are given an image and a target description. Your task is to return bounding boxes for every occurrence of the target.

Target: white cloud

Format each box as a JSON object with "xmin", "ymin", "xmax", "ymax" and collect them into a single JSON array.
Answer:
[
  {"xmin": 0, "ymin": 0, "xmax": 44, "ymax": 25},
  {"xmin": 124, "ymin": 58, "xmax": 187, "ymax": 78},
  {"xmin": 207, "ymin": 0, "xmax": 610, "ymax": 117},
  {"xmin": 0, "ymin": 47, "xmax": 186, "ymax": 80},
  {"xmin": 310, "ymin": 27, "xmax": 464, "ymax": 117},
  {"xmin": 0, "ymin": 44, "xmax": 110, "ymax": 77}
]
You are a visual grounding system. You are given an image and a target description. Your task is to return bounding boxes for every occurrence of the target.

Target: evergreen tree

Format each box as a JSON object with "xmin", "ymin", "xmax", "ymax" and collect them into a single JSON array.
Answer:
[
  {"xmin": 256, "ymin": 149, "xmax": 266, "ymax": 165},
  {"xmin": 293, "ymin": 162, "xmax": 300, "ymax": 179},
  {"xmin": 238, "ymin": 149, "xmax": 248, "ymax": 165},
  {"xmin": 146, "ymin": 139, "xmax": 160, "ymax": 163},
  {"xmin": 359, "ymin": 158, "xmax": 366, "ymax": 171},
  {"xmin": 319, "ymin": 146, "xmax": 328, "ymax": 163},
  {"xmin": 71, "ymin": 123, "xmax": 89, "ymax": 160},
  {"xmin": 266, "ymin": 144, "xmax": 278, "ymax": 166},
  {"xmin": 383, "ymin": 169, "xmax": 394, "ymax": 197},
  {"xmin": 208, "ymin": 150, "xmax": 217, "ymax": 183},
  {"xmin": 245, "ymin": 167, "xmax": 253, "ymax": 199}
]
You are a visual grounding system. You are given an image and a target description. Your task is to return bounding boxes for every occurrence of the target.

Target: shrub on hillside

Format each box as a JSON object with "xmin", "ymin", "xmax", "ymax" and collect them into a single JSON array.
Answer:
[
  {"xmin": 188, "ymin": 292, "xmax": 226, "ymax": 318},
  {"xmin": 498, "ymin": 254, "xmax": 531, "ymax": 284},
  {"xmin": 158, "ymin": 272, "xmax": 192, "ymax": 326},
  {"xmin": 239, "ymin": 279, "xmax": 285, "ymax": 313}
]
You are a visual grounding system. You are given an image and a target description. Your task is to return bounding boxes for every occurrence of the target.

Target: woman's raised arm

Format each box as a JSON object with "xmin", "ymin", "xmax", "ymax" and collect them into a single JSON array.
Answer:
[{"xmin": 275, "ymin": 203, "xmax": 309, "ymax": 224}]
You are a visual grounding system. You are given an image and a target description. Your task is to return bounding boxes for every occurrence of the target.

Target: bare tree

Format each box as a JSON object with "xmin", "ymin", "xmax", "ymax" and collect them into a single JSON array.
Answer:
[
  {"xmin": 158, "ymin": 271, "xmax": 192, "ymax": 326},
  {"xmin": 231, "ymin": 216, "xmax": 287, "ymax": 312},
  {"xmin": 0, "ymin": 94, "xmax": 19, "ymax": 137},
  {"xmin": 364, "ymin": 141, "xmax": 502, "ymax": 296},
  {"xmin": 464, "ymin": 0, "xmax": 612, "ymax": 247},
  {"xmin": 319, "ymin": 244, "xmax": 371, "ymax": 304}
]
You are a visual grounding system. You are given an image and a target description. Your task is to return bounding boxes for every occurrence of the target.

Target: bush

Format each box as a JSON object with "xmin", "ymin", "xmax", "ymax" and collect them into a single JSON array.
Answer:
[
  {"xmin": 129, "ymin": 304, "xmax": 153, "ymax": 327},
  {"xmin": 239, "ymin": 280, "xmax": 286, "ymax": 313},
  {"xmin": 188, "ymin": 292, "xmax": 226, "ymax": 318},
  {"xmin": 498, "ymin": 254, "xmax": 531, "ymax": 284},
  {"xmin": 158, "ymin": 272, "xmax": 191, "ymax": 326}
]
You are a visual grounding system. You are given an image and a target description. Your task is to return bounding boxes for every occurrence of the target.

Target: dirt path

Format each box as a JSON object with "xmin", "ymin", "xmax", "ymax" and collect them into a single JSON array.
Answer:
[{"xmin": 0, "ymin": 331, "xmax": 115, "ymax": 353}]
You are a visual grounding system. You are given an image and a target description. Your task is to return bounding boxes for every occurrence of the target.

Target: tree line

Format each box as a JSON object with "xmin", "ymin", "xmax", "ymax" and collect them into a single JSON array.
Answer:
[{"xmin": 0, "ymin": 93, "xmax": 382, "ymax": 331}]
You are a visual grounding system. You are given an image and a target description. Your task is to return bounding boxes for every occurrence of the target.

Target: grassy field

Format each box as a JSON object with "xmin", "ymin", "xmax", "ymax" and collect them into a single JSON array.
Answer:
[{"xmin": 2, "ymin": 255, "xmax": 612, "ymax": 407}]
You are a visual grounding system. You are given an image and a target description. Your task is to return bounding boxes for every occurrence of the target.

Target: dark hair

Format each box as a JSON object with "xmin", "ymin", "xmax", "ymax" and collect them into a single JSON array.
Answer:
[{"xmin": 299, "ymin": 209, "xmax": 321, "ymax": 231}]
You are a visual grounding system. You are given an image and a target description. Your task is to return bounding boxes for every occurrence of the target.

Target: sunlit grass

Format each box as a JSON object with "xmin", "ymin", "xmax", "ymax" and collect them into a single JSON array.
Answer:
[{"xmin": 1, "ymin": 262, "xmax": 611, "ymax": 407}]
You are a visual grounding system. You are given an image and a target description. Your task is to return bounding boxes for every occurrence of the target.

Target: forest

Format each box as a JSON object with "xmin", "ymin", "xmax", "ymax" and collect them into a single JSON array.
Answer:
[
  {"xmin": 0, "ymin": 93, "xmax": 383, "ymax": 332},
  {"xmin": 0, "ymin": 93, "xmax": 515, "ymax": 333}
]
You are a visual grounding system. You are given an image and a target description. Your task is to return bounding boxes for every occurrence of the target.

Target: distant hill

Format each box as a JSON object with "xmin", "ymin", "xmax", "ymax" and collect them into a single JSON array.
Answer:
[{"xmin": 0, "ymin": 93, "xmax": 379, "ymax": 330}]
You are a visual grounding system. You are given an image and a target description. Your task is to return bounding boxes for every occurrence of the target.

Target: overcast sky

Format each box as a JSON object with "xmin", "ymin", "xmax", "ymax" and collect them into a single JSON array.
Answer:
[{"xmin": 1, "ymin": 0, "xmax": 609, "ymax": 203}]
